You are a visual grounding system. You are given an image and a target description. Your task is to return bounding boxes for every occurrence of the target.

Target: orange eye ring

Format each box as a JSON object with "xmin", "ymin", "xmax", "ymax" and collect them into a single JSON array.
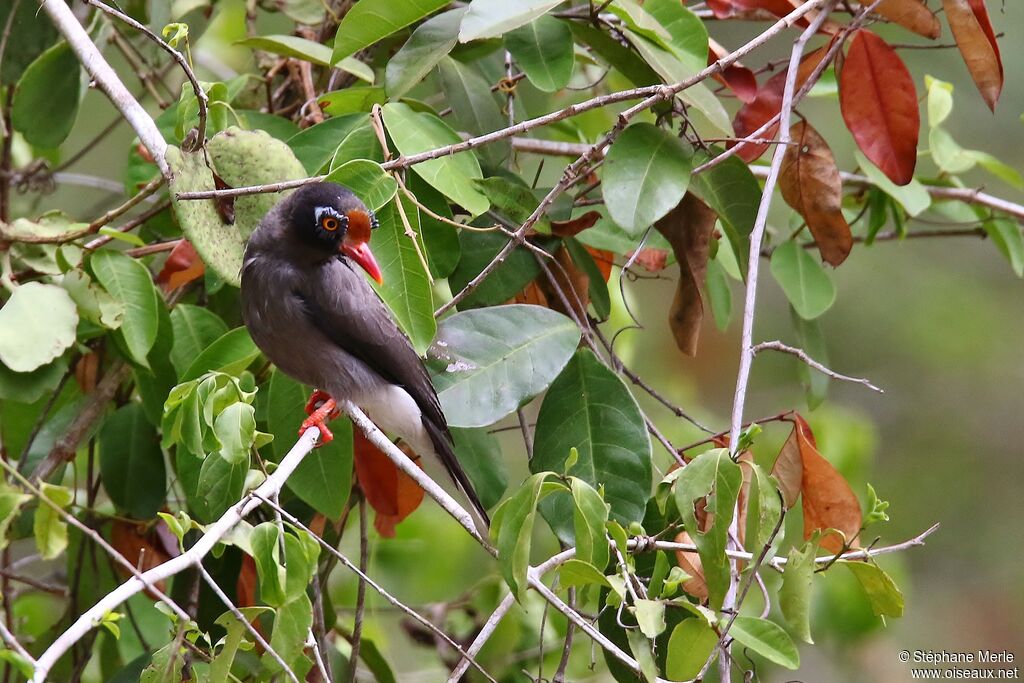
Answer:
[{"xmin": 321, "ymin": 216, "xmax": 339, "ymax": 231}]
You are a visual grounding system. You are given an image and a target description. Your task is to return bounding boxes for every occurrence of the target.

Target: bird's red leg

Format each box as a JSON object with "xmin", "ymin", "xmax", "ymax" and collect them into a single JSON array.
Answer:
[{"xmin": 301, "ymin": 390, "xmax": 341, "ymax": 444}]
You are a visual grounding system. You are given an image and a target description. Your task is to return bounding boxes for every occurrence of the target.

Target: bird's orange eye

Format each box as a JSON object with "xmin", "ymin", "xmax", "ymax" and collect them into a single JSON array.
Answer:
[{"xmin": 321, "ymin": 216, "xmax": 339, "ymax": 231}]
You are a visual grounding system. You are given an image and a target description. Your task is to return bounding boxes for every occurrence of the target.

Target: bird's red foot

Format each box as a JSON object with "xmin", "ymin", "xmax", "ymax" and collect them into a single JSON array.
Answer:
[{"xmin": 301, "ymin": 391, "xmax": 340, "ymax": 444}]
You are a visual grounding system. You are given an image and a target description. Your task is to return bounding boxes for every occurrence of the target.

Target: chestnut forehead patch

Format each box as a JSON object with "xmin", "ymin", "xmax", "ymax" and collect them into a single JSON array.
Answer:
[{"xmin": 346, "ymin": 209, "xmax": 374, "ymax": 242}]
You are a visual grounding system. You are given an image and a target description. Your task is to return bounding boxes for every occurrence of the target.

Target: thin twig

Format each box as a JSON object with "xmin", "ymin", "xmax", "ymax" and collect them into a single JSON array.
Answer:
[
  {"xmin": 753, "ymin": 340, "xmax": 884, "ymax": 393},
  {"xmin": 346, "ymin": 496, "xmax": 368, "ymax": 683},
  {"xmin": 84, "ymin": 0, "xmax": 208, "ymax": 147}
]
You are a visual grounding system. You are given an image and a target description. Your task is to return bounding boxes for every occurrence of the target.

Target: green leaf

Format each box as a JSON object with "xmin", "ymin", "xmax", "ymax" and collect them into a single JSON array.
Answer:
[
  {"xmin": 213, "ymin": 402, "xmax": 256, "ymax": 464},
  {"xmin": 250, "ymin": 522, "xmax": 286, "ymax": 606},
  {"xmin": 459, "ymin": 0, "xmax": 568, "ymax": 42},
  {"xmin": 693, "ymin": 152, "xmax": 760, "ymax": 275},
  {"xmin": 287, "ymin": 114, "xmax": 366, "ymax": 174},
  {"xmin": 983, "ymin": 217, "xmax": 1024, "ymax": 277},
  {"xmin": 169, "ymin": 305, "xmax": 229, "ymax": 378},
  {"xmin": 634, "ymin": 599, "xmax": 666, "ymax": 639},
  {"xmin": 99, "ymin": 403, "xmax": 166, "ymax": 519},
  {"xmin": 673, "ymin": 449, "xmax": 741, "ymax": 610},
  {"xmin": 33, "ymin": 483, "xmax": 74, "ymax": 560},
  {"xmin": 568, "ymin": 21, "xmax": 658, "ymax": 87},
  {"xmin": 644, "ymin": 0, "xmax": 707, "ymax": 69},
  {"xmin": 408, "ymin": 175, "xmax": 461, "ymax": 278},
  {"xmin": 367, "ymin": 198, "xmax": 436, "ymax": 355},
  {"xmin": 705, "ymin": 257, "xmax": 732, "ymax": 330},
  {"xmin": 236, "ymin": 35, "xmax": 373, "ymax": 81},
  {"xmin": 451, "ymin": 427, "xmax": 507, "ymax": 510},
  {"xmin": 855, "ymin": 149, "xmax": 931, "ymax": 217},
  {"xmin": 533, "ymin": 349, "xmax": 651, "ymax": 540},
  {"xmin": 0, "ymin": 356, "xmax": 69, "ymax": 404},
  {"xmin": 925, "ymin": 75, "xmax": 953, "ymax": 127},
  {"xmin": 729, "ymin": 616, "xmax": 801, "ymax": 669},
  {"xmin": 385, "ymin": 8, "xmax": 466, "ymax": 98},
  {"xmin": 0, "ymin": 485, "xmax": 31, "ymax": 552},
  {"xmin": 744, "ymin": 462, "xmax": 782, "ymax": 554},
  {"xmin": 139, "ymin": 640, "xmax": 184, "ymax": 683},
  {"xmin": 430, "ymin": 304, "xmax": 581, "ymax": 427},
  {"xmin": 602, "ymin": 123, "xmax": 692, "ymax": 235},
  {"xmin": 504, "ymin": 17, "xmax": 574, "ymax": 92},
  {"xmin": 558, "ymin": 558, "xmax": 611, "ymax": 588},
  {"xmin": 210, "ymin": 607, "xmax": 273, "ymax": 683},
  {"xmin": 770, "ymin": 240, "xmax": 836, "ymax": 320},
  {"xmin": 666, "ymin": 618, "xmax": 719, "ymax": 680},
  {"xmin": 447, "ymin": 228, "xmax": 540, "ymax": 308},
  {"xmin": 382, "ymin": 103, "xmax": 489, "ymax": 215},
  {"xmin": 193, "ymin": 451, "xmax": 247, "ymax": 522},
  {"xmin": 182, "ymin": 327, "xmax": 260, "ymax": 382},
  {"xmin": 625, "ymin": 627, "xmax": 658, "ymax": 682},
  {"xmin": 319, "ymin": 87, "xmax": 387, "ymax": 117},
  {"xmin": 11, "ymin": 41, "xmax": 83, "ymax": 148},
  {"xmin": 0, "ymin": 282, "xmax": 78, "ymax": 372},
  {"xmin": 436, "ymin": 56, "xmax": 509, "ymax": 166},
  {"xmin": 323, "ymin": 160, "xmax": 398, "ymax": 211},
  {"xmin": 266, "ymin": 370, "xmax": 352, "ymax": 520},
  {"xmin": 267, "ymin": 594, "xmax": 313, "ymax": 675},
  {"xmin": 91, "ymin": 251, "xmax": 160, "ymax": 368},
  {"xmin": 489, "ymin": 471, "xmax": 549, "ymax": 600},
  {"xmin": 332, "ymin": 0, "xmax": 450, "ymax": 62},
  {"xmin": 790, "ymin": 306, "xmax": 829, "ymax": 409},
  {"xmin": 0, "ymin": 1, "xmax": 58, "ymax": 85},
  {"xmin": 206, "ymin": 128, "xmax": 309, "ymax": 241},
  {"xmin": 564, "ymin": 236, "xmax": 611, "ymax": 319},
  {"xmin": 60, "ymin": 269, "xmax": 124, "ymax": 330},
  {"xmin": 472, "ymin": 177, "xmax": 550, "ymax": 232},
  {"xmin": 570, "ymin": 477, "xmax": 610, "ymax": 570},
  {"xmin": 840, "ymin": 560, "xmax": 905, "ymax": 617},
  {"xmin": 780, "ymin": 542, "xmax": 816, "ymax": 644}
]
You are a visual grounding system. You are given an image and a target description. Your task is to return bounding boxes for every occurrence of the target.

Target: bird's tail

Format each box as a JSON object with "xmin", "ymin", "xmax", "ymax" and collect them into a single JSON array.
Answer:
[{"xmin": 422, "ymin": 419, "xmax": 491, "ymax": 532}]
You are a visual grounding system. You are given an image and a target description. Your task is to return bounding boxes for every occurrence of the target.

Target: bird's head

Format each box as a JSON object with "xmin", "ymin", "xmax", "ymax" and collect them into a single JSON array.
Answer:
[{"xmin": 279, "ymin": 182, "xmax": 383, "ymax": 284}]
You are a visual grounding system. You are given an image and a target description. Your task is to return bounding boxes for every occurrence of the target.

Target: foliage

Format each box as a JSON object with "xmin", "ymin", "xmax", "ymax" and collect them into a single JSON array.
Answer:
[{"xmin": 0, "ymin": 0, "xmax": 1017, "ymax": 681}]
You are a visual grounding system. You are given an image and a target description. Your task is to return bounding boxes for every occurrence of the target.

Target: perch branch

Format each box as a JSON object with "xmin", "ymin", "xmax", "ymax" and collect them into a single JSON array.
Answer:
[{"xmin": 37, "ymin": 0, "xmax": 169, "ymax": 176}]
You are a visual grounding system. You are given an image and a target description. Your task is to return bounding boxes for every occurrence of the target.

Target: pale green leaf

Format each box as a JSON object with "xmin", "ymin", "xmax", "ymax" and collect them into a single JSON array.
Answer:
[
  {"xmin": 332, "ymin": 0, "xmax": 451, "ymax": 62},
  {"xmin": 0, "ymin": 282, "xmax": 78, "ymax": 372},
  {"xmin": 770, "ymin": 240, "xmax": 836, "ymax": 320},
  {"xmin": 385, "ymin": 9, "xmax": 466, "ymax": 98},
  {"xmin": 504, "ymin": 17, "xmax": 574, "ymax": 92},
  {"xmin": 729, "ymin": 616, "xmax": 801, "ymax": 669},
  {"xmin": 459, "ymin": 0, "xmax": 568, "ymax": 42}
]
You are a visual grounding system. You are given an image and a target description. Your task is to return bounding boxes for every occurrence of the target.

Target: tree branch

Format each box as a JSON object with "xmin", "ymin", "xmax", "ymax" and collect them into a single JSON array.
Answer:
[
  {"xmin": 752, "ymin": 340, "xmax": 884, "ymax": 393},
  {"xmin": 38, "ymin": 0, "xmax": 169, "ymax": 177}
]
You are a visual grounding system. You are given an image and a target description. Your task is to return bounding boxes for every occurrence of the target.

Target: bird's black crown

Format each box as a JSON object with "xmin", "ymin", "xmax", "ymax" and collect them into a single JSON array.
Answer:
[{"xmin": 281, "ymin": 182, "xmax": 378, "ymax": 253}]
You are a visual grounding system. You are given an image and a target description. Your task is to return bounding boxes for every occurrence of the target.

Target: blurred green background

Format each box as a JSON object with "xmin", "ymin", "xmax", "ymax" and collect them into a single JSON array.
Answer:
[{"xmin": 10, "ymin": 2, "xmax": 1023, "ymax": 681}]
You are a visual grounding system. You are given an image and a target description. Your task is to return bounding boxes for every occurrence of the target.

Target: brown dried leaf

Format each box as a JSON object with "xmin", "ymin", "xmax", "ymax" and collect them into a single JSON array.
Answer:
[
  {"xmin": 74, "ymin": 351, "xmax": 100, "ymax": 394},
  {"xmin": 110, "ymin": 520, "xmax": 175, "ymax": 598},
  {"xmin": 627, "ymin": 248, "xmax": 668, "ymax": 273},
  {"xmin": 793, "ymin": 415, "xmax": 862, "ymax": 553},
  {"xmin": 673, "ymin": 530, "xmax": 709, "ymax": 602},
  {"xmin": 772, "ymin": 426, "xmax": 804, "ymax": 509},
  {"xmin": 586, "ymin": 246, "xmax": 614, "ymax": 282},
  {"xmin": 943, "ymin": 0, "xmax": 1003, "ymax": 111},
  {"xmin": 875, "ymin": 0, "xmax": 940, "ymax": 39},
  {"xmin": 156, "ymin": 239, "xmax": 206, "ymax": 292},
  {"xmin": 654, "ymin": 193, "xmax": 716, "ymax": 356},
  {"xmin": 779, "ymin": 121, "xmax": 853, "ymax": 267},
  {"xmin": 735, "ymin": 450, "xmax": 754, "ymax": 553}
]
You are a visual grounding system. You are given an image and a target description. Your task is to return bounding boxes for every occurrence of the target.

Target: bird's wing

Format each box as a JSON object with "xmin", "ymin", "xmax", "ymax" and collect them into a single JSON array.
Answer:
[{"xmin": 295, "ymin": 258, "xmax": 448, "ymax": 435}]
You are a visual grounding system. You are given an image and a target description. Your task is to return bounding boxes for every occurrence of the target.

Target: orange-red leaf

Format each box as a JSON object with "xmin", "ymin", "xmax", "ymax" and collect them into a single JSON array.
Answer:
[
  {"xmin": 550, "ymin": 210, "xmax": 601, "ymax": 237},
  {"xmin": 673, "ymin": 530, "xmax": 710, "ymax": 602},
  {"xmin": 585, "ymin": 246, "xmax": 614, "ymax": 283},
  {"xmin": 874, "ymin": 0, "xmax": 941, "ymax": 39},
  {"xmin": 732, "ymin": 44, "xmax": 832, "ymax": 162},
  {"xmin": 627, "ymin": 248, "xmax": 668, "ymax": 273},
  {"xmin": 709, "ymin": 39, "xmax": 757, "ymax": 104},
  {"xmin": 654, "ymin": 193, "xmax": 716, "ymax": 356},
  {"xmin": 779, "ymin": 121, "xmax": 853, "ymax": 267},
  {"xmin": 839, "ymin": 30, "xmax": 919, "ymax": 185},
  {"xmin": 943, "ymin": 0, "xmax": 1003, "ymax": 111},
  {"xmin": 156, "ymin": 239, "xmax": 205, "ymax": 292},
  {"xmin": 778, "ymin": 415, "xmax": 862, "ymax": 554},
  {"xmin": 353, "ymin": 431, "xmax": 424, "ymax": 537},
  {"xmin": 110, "ymin": 519, "xmax": 177, "ymax": 598}
]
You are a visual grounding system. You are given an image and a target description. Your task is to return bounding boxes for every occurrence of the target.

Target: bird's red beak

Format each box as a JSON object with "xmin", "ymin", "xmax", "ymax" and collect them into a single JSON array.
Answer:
[{"xmin": 341, "ymin": 236, "xmax": 383, "ymax": 285}]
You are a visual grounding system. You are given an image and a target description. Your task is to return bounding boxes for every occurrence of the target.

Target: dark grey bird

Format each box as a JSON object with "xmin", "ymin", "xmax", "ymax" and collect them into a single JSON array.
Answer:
[{"xmin": 240, "ymin": 182, "xmax": 489, "ymax": 527}]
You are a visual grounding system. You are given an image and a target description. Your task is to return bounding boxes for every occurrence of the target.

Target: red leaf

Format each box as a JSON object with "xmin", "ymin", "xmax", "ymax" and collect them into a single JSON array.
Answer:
[
  {"xmin": 839, "ymin": 30, "xmax": 920, "ymax": 186},
  {"xmin": 732, "ymin": 44, "xmax": 832, "ymax": 161},
  {"xmin": 156, "ymin": 239, "xmax": 205, "ymax": 292},
  {"xmin": 585, "ymin": 246, "xmax": 614, "ymax": 283},
  {"xmin": 709, "ymin": 39, "xmax": 757, "ymax": 104},
  {"xmin": 352, "ymin": 431, "xmax": 424, "ymax": 537},
  {"xmin": 627, "ymin": 248, "xmax": 668, "ymax": 273},
  {"xmin": 779, "ymin": 121, "xmax": 853, "ymax": 266},
  {"xmin": 943, "ymin": 0, "xmax": 1003, "ymax": 111},
  {"xmin": 110, "ymin": 519, "xmax": 177, "ymax": 599}
]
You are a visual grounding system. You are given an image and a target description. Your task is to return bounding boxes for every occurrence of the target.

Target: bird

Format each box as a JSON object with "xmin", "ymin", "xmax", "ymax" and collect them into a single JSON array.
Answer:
[{"xmin": 240, "ymin": 181, "xmax": 490, "ymax": 528}]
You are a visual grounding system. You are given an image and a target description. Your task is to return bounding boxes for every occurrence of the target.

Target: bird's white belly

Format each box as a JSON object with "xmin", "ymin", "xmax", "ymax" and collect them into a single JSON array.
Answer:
[{"xmin": 357, "ymin": 384, "xmax": 435, "ymax": 459}]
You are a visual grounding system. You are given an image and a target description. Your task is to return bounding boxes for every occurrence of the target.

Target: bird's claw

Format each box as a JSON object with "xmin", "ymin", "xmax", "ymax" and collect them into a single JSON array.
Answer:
[{"xmin": 301, "ymin": 391, "xmax": 339, "ymax": 445}]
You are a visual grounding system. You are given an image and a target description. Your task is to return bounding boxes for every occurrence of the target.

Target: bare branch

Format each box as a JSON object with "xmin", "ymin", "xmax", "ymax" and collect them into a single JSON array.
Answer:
[
  {"xmin": 753, "ymin": 340, "xmax": 884, "ymax": 393},
  {"xmin": 38, "ymin": 0, "xmax": 169, "ymax": 176},
  {"xmin": 28, "ymin": 429, "xmax": 320, "ymax": 682}
]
